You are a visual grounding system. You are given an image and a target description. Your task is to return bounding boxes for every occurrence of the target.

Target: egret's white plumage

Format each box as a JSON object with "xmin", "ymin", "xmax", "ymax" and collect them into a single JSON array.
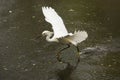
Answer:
[
  {"xmin": 65, "ymin": 30, "xmax": 88, "ymax": 46},
  {"xmin": 41, "ymin": 6, "xmax": 88, "ymax": 62},
  {"xmin": 42, "ymin": 7, "xmax": 68, "ymax": 38},
  {"xmin": 42, "ymin": 7, "xmax": 88, "ymax": 46}
]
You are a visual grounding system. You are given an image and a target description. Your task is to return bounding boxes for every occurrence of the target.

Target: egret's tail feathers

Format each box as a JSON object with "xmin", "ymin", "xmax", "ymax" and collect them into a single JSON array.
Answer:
[{"xmin": 66, "ymin": 30, "xmax": 88, "ymax": 46}]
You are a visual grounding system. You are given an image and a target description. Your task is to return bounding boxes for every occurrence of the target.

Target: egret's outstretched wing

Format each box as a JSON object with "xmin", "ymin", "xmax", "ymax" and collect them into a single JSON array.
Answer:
[
  {"xmin": 42, "ymin": 7, "xmax": 68, "ymax": 38},
  {"xmin": 66, "ymin": 31, "xmax": 88, "ymax": 46}
]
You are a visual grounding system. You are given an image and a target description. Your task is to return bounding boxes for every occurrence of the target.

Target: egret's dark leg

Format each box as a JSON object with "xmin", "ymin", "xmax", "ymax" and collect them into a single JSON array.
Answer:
[
  {"xmin": 76, "ymin": 46, "xmax": 80, "ymax": 62},
  {"xmin": 56, "ymin": 44, "xmax": 70, "ymax": 62}
]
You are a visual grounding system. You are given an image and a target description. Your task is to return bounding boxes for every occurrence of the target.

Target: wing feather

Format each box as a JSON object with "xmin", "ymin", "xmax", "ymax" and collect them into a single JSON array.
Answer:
[
  {"xmin": 42, "ymin": 7, "xmax": 68, "ymax": 38},
  {"xmin": 66, "ymin": 31, "xmax": 88, "ymax": 46}
]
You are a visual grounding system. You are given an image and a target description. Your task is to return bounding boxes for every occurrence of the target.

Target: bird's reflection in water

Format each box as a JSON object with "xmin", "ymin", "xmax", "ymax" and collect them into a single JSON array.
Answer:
[{"xmin": 57, "ymin": 60, "xmax": 79, "ymax": 80}]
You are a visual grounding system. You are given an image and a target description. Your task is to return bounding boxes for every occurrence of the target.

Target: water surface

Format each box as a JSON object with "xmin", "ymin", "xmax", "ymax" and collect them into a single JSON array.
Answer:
[{"xmin": 0, "ymin": 0, "xmax": 120, "ymax": 80}]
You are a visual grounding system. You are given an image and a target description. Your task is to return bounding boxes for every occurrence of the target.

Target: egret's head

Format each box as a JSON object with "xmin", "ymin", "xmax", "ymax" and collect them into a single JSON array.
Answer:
[{"xmin": 42, "ymin": 30, "xmax": 53, "ymax": 36}]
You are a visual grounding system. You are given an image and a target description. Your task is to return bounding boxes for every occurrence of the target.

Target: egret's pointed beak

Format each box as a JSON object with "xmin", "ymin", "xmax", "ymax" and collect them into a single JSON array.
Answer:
[
  {"xmin": 35, "ymin": 35, "xmax": 41, "ymax": 40},
  {"xmin": 30, "ymin": 35, "xmax": 42, "ymax": 43}
]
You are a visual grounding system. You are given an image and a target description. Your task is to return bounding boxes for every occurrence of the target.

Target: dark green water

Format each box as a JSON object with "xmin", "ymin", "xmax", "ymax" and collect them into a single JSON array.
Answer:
[{"xmin": 0, "ymin": 0, "xmax": 120, "ymax": 80}]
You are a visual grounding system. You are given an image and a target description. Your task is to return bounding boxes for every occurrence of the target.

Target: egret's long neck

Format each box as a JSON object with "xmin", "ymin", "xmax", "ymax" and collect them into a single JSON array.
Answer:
[{"xmin": 46, "ymin": 33, "xmax": 58, "ymax": 42}]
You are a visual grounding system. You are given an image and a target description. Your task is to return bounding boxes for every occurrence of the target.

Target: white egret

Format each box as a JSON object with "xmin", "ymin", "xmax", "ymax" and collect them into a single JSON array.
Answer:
[{"xmin": 41, "ymin": 7, "xmax": 88, "ymax": 62}]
